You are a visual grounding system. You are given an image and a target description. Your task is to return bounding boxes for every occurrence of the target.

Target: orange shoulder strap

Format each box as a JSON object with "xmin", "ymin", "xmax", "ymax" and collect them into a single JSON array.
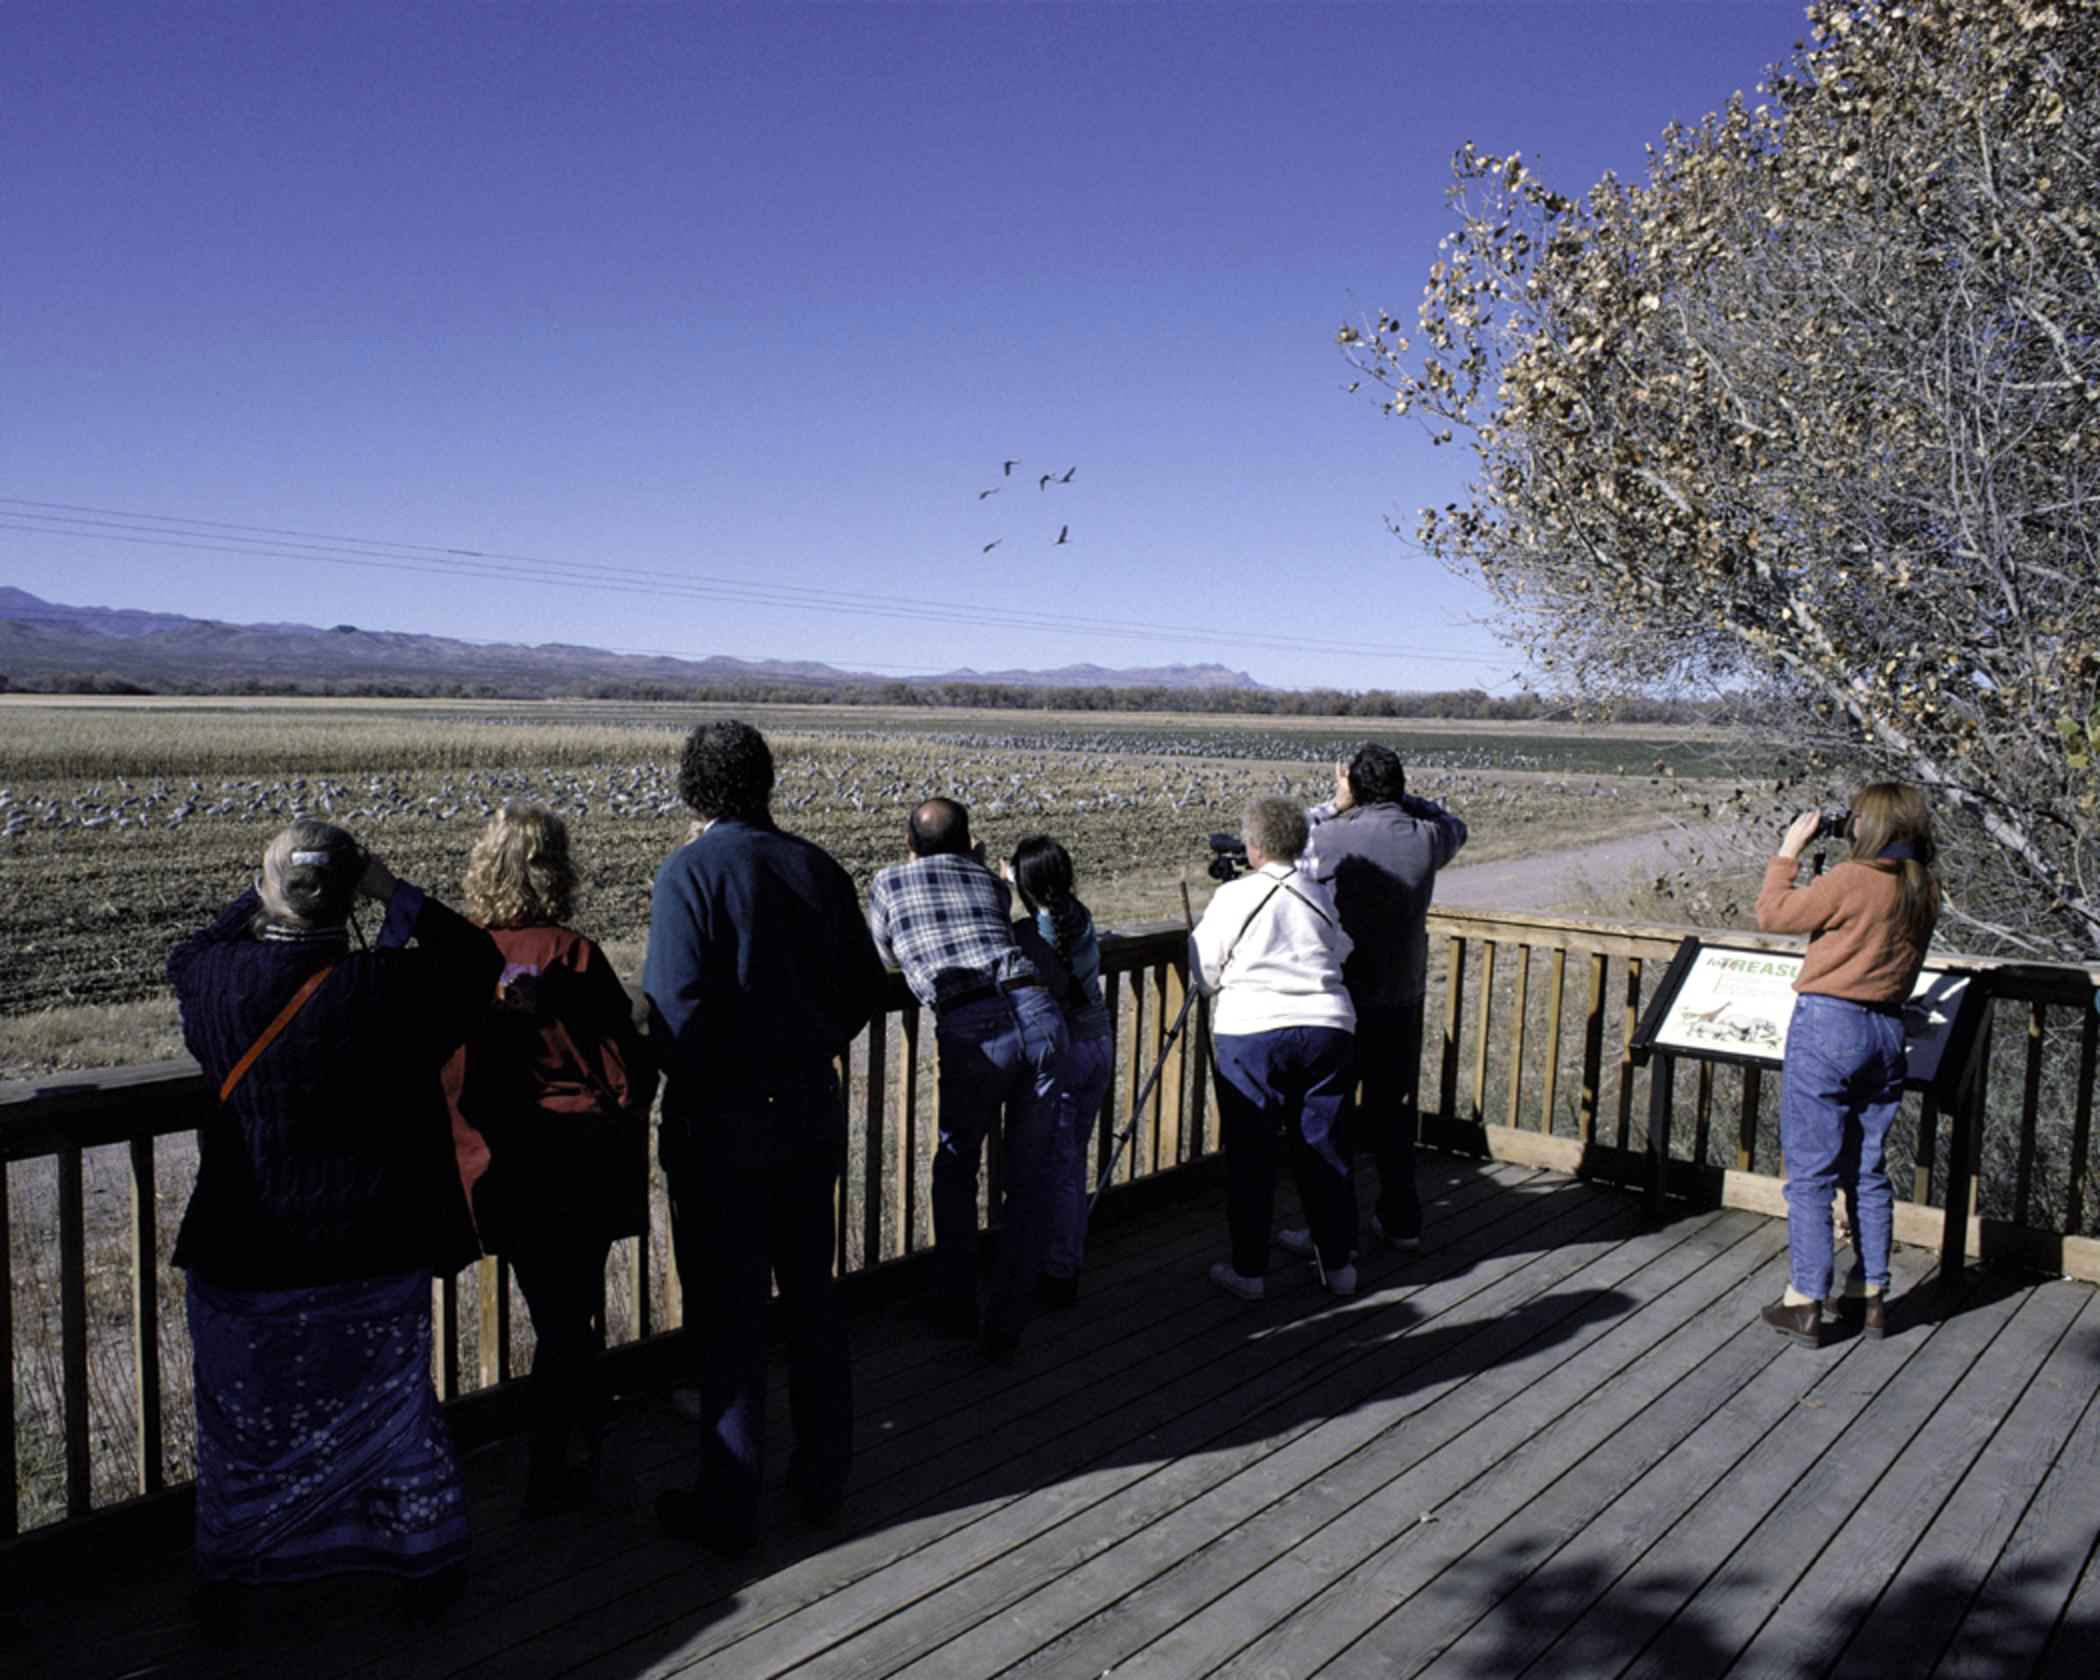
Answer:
[{"xmin": 218, "ymin": 964, "xmax": 337, "ymax": 1105}]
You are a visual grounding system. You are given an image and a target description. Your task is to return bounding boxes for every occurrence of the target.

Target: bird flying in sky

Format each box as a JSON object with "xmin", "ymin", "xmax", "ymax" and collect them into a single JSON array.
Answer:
[
  {"xmin": 1055, "ymin": 525, "xmax": 1068, "ymax": 545},
  {"xmin": 1002, "ymin": 459, "xmax": 1019, "ymax": 477},
  {"xmin": 982, "ymin": 539, "xmax": 1001, "ymax": 554},
  {"xmin": 978, "ymin": 487, "xmax": 1000, "ymax": 499}
]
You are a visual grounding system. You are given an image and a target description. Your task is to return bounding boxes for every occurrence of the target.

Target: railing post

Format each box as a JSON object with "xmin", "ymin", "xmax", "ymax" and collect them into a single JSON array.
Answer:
[
  {"xmin": 1616, "ymin": 958, "xmax": 1644, "ymax": 1152},
  {"xmin": 1, "ymin": 1157, "xmax": 15, "ymax": 1537},
  {"xmin": 863, "ymin": 1012, "xmax": 888, "ymax": 1267},
  {"xmin": 1160, "ymin": 959, "xmax": 1188, "ymax": 1169},
  {"xmin": 1737, "ymin": 1064, "xmax": 1762, "ymax": 1173},
  {"xmin": 433, "ymin": 1275, "xmax": 460, "ymax": 1403},
  {"xmin": 129, "ymin": 1135, "xmax": 163, "ymax": 1497},
  {"xmin": 1505, "ymin": 944, "xmax": 1531, "ymax": 1132},
  {"xmin": 476, "ymin": 1257, "xmax": 500, "ymax": 1389},
  {"xmin": 1470, "ymin": 940, "xmax": 1497, "ymax": 1126},
  {"xmin": 2070, "ymin": 1004, "xmax": 2097, "ymax": 1235},
  {"xmin": 1540, "ymin": 946, "xmax": 1566, "ymax": 1135},
  {"xmin": 60, "ymin": 1143, "xmax": 90, "ymax": 1518},
  {"xmin": 1579, "ymin": 952, "xmax": 1606, "ymax": 1149},
  {"xmin": 896, "ymin": 1003, "xmax": 927, "ymax": 1252},
  {"xmin": 2016, "ymin": 1000, "xmax": 2046, "ymax": 1228},
  {"xmin": 1439, "ymin": 936, "xmax": 1466, "ymax": 1124}
]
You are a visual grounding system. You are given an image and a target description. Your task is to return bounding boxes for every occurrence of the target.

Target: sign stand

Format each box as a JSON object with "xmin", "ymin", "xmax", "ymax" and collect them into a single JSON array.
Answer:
[{"xmin": 1629, "ymin": 938, "xmax": 1991, "ymax": 1272}]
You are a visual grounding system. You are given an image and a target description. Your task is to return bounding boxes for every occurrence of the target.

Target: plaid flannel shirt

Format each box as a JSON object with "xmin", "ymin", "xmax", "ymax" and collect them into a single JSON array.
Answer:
[{"xmin": 866, "ymin": 852, "xmax": 1039, "ymax": 1010}]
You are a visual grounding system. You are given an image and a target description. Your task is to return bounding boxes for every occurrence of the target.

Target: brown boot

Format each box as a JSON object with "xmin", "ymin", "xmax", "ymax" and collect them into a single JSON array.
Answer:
[
  {"xmin": 1860, "ymin": 1294, "xmax": 1886, "ymax": 1339},
  {"xmin": 1760, "ymin": 1297, "xmax": 1825, "ymax": 1347}
]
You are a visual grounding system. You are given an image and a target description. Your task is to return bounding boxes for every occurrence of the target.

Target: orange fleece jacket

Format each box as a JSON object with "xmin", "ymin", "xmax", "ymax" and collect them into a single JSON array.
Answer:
[{"xmin": 1756, "ymin": 855, "xmax": 1930, "ymax": 1004}]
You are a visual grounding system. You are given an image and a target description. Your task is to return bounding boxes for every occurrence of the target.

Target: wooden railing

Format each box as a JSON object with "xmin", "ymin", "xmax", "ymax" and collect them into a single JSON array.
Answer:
[
  {"xmin": 0, "ymin": 925, "xmax": 1210, "ymax": 1546},
  {"xmin": 1416, "ymin": 908, "xmax": 2100, "ymax": 1284},
  {"xmin": 10, "ymin": 905, "xmax": 2100, "ymax": 1551}
]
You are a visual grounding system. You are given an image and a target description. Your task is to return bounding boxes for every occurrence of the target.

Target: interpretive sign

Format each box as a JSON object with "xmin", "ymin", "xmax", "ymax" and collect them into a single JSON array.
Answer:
[{"xmin": 1632, "ymin": 938, "xmax": 1985, "ymax": 1097}]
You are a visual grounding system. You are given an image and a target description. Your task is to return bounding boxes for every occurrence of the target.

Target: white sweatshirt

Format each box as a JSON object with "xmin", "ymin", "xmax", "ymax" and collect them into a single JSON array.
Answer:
[{"xmin": 1187, "ymin": 863, "xmax": 1356, "ymax": 1038}]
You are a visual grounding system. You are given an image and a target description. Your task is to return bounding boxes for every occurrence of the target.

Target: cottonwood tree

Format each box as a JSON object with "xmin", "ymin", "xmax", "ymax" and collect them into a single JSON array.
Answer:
[{"xmin": 1346, "ymin": 0, "xmax": 2100, "ymax": 956}]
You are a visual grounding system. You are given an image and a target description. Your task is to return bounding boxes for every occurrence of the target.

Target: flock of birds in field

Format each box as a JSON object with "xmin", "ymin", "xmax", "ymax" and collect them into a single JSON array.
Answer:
[
  {"xmin": 976, "ymin": 457, "xmax": 1078, "ymax": 554},
  {"xmin": 0, "ymin": 747, "xmax": 1620, "ymax": 849}
]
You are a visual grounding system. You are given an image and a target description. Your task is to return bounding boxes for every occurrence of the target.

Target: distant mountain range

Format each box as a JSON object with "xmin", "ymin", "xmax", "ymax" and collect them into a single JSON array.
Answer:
[{"xmin": 0, "ymin": 588, "xmax": 1263, "ymax": 693}]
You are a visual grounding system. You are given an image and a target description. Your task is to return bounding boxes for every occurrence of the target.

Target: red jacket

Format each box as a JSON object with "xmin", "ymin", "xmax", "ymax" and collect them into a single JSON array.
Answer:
[{"xmin": 441, "ymin": 924, "xmax": 658, "ymax": 1247}]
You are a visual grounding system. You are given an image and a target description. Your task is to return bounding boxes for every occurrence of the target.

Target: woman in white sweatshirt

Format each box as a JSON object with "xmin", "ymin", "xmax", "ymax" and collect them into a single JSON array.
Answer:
[{"xmin": 1189, "ymin": 796, "xmax": 1359, "ymax": 1302}]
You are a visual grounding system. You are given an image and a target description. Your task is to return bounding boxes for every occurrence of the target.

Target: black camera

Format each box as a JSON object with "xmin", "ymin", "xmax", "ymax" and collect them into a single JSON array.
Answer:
[
  {"xmin": 1206, "ymin": 832, "xmax": 1249, "ymax": 883},
  {"xmin": 1815, "ymin": 809, "xmax": 1853, "ymax": 842}
]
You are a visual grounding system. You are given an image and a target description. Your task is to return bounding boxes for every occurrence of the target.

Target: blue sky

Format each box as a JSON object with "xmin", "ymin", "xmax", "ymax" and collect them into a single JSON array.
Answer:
[{"xmin": 3, "ymin": 1, "xmax": 1806, "ymax": 690}]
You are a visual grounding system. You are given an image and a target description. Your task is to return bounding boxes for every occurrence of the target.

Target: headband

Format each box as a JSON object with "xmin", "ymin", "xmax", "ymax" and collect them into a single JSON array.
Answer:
[
  {"xmin": 290, "ymin": 849, "xmax": 333, "ymax": 867},
  {"xmin": 1877, "ymin": 841, "xmax": 1923, "ymax": 863}
]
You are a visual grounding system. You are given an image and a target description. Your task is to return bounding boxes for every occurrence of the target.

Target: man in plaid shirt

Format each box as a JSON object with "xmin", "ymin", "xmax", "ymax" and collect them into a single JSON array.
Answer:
[{"xmin": 868, "ymin": 798, "xmax": 1069, "ymax": 1355}]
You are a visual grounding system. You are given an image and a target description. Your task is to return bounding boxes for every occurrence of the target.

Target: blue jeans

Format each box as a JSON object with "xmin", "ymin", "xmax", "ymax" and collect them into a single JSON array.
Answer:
[
  {"xmin": 1214, "ymin": 1026, "xmax": 1358, "ymax": 1276},
  {"xmin": 1780, "ymin": 994, "xmax": 1907, "ymax": 1297},
  {"xmin": 1044, "ymin": 1033, "xmax": 1114, "ymax": 1279},
  {"xmin": 933, "ymin": 990, "xmax": 1069, "ymax": 1337}
]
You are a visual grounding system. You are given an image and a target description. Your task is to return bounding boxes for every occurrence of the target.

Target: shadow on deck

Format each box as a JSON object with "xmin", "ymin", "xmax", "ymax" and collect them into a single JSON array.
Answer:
[{"xmin": 14, "ymin": 1156, "xmax": 2100, "ymax": 1680}]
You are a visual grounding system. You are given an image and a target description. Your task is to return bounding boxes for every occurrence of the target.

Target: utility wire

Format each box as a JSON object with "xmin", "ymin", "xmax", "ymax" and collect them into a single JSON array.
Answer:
[{"xmin": 0, "ymin": 495, "xmax": 1513, "ymax": 669}]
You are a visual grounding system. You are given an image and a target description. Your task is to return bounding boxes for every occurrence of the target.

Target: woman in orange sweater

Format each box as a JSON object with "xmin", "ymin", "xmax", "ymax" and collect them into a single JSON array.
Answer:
[{"xmin": 1755, "ymin": 783, "xmax": 1939, "ymax": 1347}]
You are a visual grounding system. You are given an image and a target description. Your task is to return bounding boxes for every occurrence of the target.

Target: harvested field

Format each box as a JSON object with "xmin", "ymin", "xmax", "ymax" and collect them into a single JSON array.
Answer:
[{"xmin": 0, "ymin": 698, "xmax": 1725, "ymax": 1071}]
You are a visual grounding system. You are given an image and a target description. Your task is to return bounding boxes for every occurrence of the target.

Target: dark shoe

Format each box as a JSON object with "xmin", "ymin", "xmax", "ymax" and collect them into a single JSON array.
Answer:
[
  {"xmin": 1859, "ymin": 1294, "xmax": 1887, "ymax": 1339},
  {"xmin": 656, "ymin": 1487, "xmax": 757, "ymax": 1559},
  {"xmin": 1760, "ymin": 1297, "xmax": 1825, "ymax": 1348},
  {"xmin": 400, "ymin": 1562, "xmax": 467, "ymax": 1627},
  {"xmin": 1036, "ymin": 1273, "xmax": 1079, "ymax": 1311}
]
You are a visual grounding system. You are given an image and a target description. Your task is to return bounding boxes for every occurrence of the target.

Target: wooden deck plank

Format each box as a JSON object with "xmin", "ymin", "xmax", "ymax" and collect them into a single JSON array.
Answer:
[
  {"xmin": 1937, "ymin": 1293, "xmax": 2100, "ymax": 1678},
  {"xmin": 1515, "ymin": 1266, "xmax": 1966, "ymax": 1678},
  {"xmin": 1614, "ymin": 1274, "xmax": 2047, "ymax": 1680},
  {"xmin": 408, "ymin": 1168, "xmax": 1564, "ymax": 1680},
  {"xmin": 1720, "ymin": 1279, "xmax": 2094, "ymax": 1677},
  {"xmin": 1404, "ymin": 1249, "xmax": 1946, "ymax": 1680},
  {"xmin": 805, "ymin": 1196, "xmax": 1687, "ymax": 1680},
  {"xmin": 1243, "ymin": 1226, "xmax": 1822, "ymax": 1679},
  {"xmin": 13, "ymin": 1160, "xmax": 2100, "ymax": 1680},
  {"xmin": 1170, "ymin": 1221, "xmax": 1802, "ymax": 1680},
  {"xmin": 2033, "ymin": 1543, "xmax": 2100, "ymax": 1680},
  {"xmin": 1837, "ymin": 1282, "xmax": 2100, "ymax": 1676},
  {"xmin": 560, "ymin": 1172, "xmax": 1595, "ymax": 1680},
  {"xmin": 904, "ymin": 1207, "xmax": 1763, "ymax": 1680}
]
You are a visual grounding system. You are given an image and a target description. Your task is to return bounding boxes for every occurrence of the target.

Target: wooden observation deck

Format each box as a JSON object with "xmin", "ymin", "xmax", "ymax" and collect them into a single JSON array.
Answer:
[{"xmin": 6, "ymin": 910, "xmax": 2099, "ymax": 1677}]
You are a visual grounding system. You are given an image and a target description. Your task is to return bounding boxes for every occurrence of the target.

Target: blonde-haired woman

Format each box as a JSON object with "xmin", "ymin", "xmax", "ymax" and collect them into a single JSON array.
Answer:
[
  {"xmin": 443, "ymin": 803, "xmax": 656, "ymax": 1516},
  {"xmin": 1756, "ymin": 783, "xmax": 1939, "ymax": 1347}
]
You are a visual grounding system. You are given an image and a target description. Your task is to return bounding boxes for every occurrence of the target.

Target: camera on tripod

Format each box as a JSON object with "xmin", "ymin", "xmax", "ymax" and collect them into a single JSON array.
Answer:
[{"xmin": 1206, "ymin": 832, "xmax": 1249, "ymax": 883}]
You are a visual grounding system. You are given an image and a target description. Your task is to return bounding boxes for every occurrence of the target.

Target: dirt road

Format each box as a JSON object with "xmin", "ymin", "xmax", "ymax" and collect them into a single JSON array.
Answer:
[{"xmin": 1436, "ymin": 820, "xmax": 1739, "ymax": 914}]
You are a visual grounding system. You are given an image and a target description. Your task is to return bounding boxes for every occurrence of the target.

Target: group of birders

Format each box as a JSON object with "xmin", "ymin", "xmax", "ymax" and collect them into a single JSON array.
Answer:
[{"xmin": 162, "ymin": 711, "xmax": 1938, "ymax": 1641}]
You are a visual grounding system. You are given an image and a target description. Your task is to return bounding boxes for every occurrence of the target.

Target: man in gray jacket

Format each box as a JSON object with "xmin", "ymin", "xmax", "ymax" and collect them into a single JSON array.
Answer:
[{"xmin": 1284, "ymin": 743, "xmax": 1466, "ymax": 1252}]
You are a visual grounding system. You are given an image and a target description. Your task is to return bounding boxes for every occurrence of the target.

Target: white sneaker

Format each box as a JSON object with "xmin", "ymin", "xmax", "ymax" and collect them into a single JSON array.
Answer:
[
  {"xmin": 1274, "ymin": 1227, "xmax": 1316, "ymax": 1258},
  {"xmin": 1318, "ymin": 1260, "xmax": 1358, "ymax": 1298},
  {"xmin": 1209, "ymin": 1262, "xmax": 1265, "ymax": 1301},
  {"xmin": 1370, "ymin": 1213, "xmax": 1423, "ymax": 1252}
]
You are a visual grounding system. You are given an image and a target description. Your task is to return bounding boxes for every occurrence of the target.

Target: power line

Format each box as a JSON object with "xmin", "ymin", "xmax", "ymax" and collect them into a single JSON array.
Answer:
[{"xmin": 0, "ymin": 495, "xmax": 1514, "ymax": 669}]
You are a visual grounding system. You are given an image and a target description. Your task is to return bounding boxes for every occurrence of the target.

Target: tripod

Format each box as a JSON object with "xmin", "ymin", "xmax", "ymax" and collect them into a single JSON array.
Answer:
[{"xmin": 1086, "ymin": 979, "xmax": 1202, "ymax": 1217}]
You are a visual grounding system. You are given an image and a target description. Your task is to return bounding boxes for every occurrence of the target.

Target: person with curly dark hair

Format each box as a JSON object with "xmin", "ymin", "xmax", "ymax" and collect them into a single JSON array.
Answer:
[
  {"xmin": 678, "ymin": 718, "xmax": 776, "ymax": 825},
  {"xmin": 645, "ymin": 721, "xmax": 888, "ymax": 1556}
]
